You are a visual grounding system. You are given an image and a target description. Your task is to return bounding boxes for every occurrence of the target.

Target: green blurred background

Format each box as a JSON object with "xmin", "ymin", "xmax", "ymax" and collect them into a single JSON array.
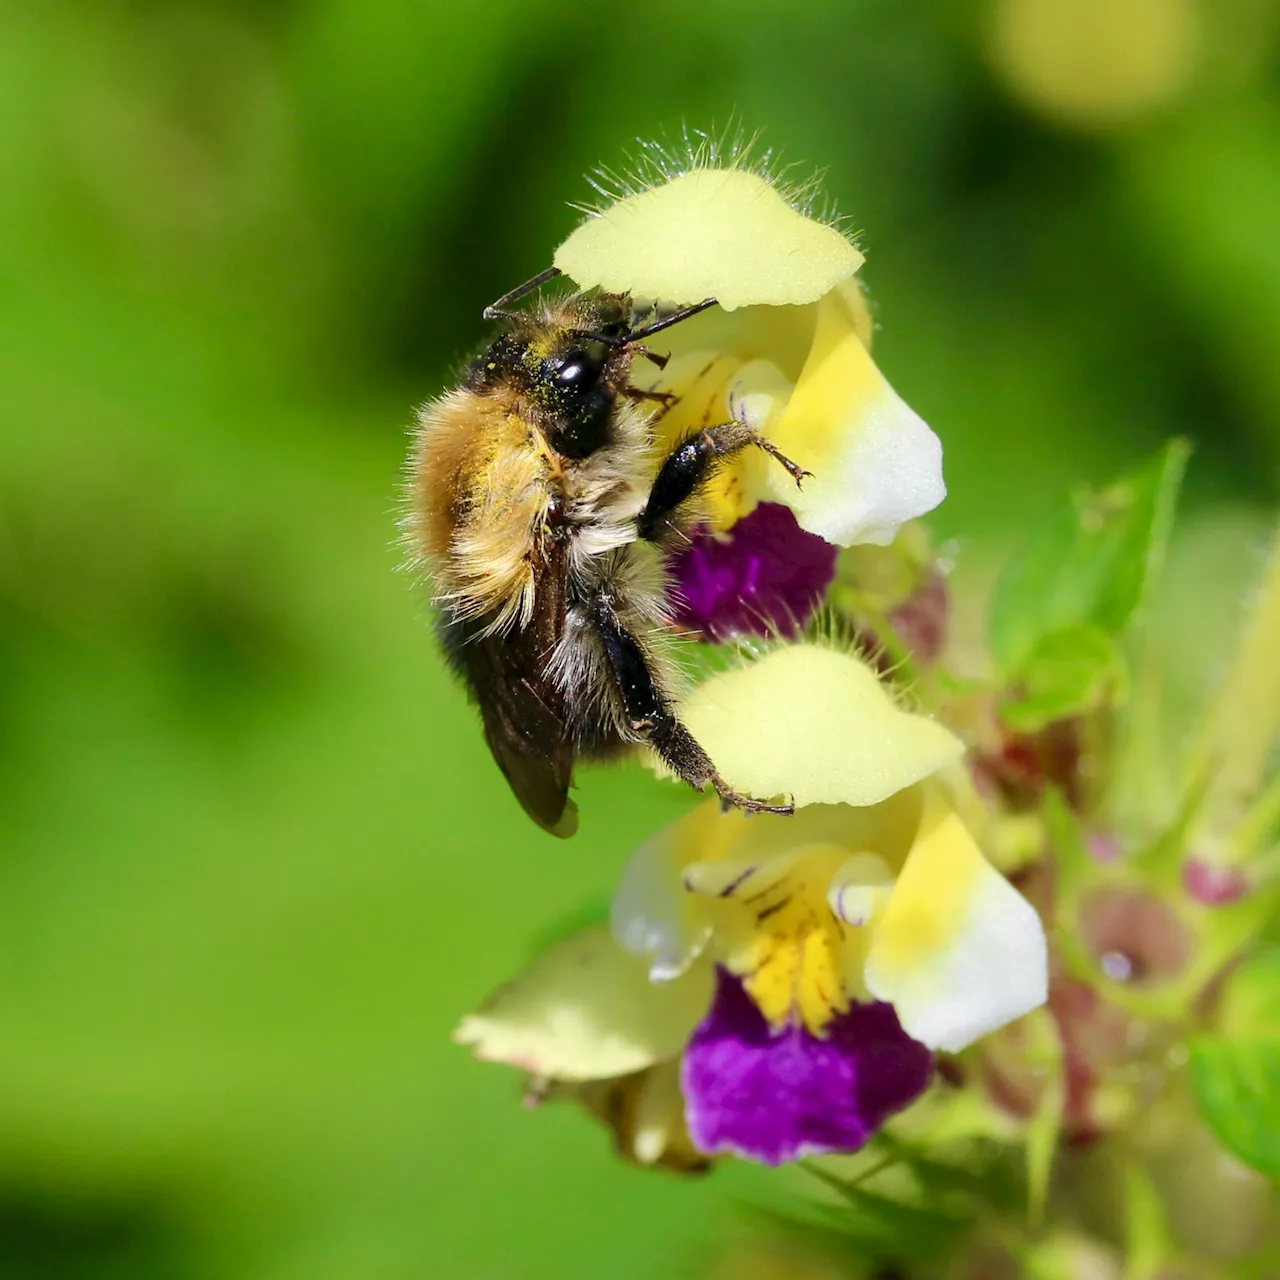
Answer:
[{"xmin": 1, "ymin": 1, "xmax": 1278, "ymax": 1276}]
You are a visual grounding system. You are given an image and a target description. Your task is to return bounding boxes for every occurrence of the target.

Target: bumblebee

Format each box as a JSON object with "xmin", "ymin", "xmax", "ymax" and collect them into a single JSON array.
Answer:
[{"xmin": 407, "ymin": 267, "xmax": 807, "ymax": 836}]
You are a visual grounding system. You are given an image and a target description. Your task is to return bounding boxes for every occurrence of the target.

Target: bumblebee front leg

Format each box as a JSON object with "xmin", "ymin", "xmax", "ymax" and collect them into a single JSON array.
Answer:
[
  {"xmin": 637, "ymin": 423, "xmax": 811, "ymax": 542},
  {"xmin": 591, "ymin": 588, "xmax": 793, "ymax": 816}
]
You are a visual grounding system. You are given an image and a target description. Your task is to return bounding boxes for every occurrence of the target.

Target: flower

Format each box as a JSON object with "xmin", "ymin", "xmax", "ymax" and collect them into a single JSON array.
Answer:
[
  {"xmin": 458, "ymin": 642, "xmax": 1049, "ymax": 1168},
  {"xmin": 618, "ymin": 643, "xmax": 1049, "ymax": 1055},
  {"xmin": 986, "ymin": 0, "xmax": 1200, "ymax": 132},
  {"xmin": 453, "ymin": 920, "xmax": 932, "ymax": 1169},
  {"xmin": 553, "ymin": 163, "xmax": 945, "ymax": 552}
]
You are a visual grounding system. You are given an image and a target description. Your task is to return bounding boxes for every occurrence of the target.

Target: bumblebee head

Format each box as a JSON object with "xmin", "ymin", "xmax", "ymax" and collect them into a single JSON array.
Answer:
[
  {"xmin": 532, "ymin": 331, "xmax": 623, "ymax": 459},
  {"xmin": 469, "ymin": 294, "xmax": 634, "ymax": 460}
]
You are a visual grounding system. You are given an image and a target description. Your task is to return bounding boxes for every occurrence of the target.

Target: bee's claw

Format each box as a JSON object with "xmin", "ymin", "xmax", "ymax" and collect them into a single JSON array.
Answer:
[
  {"xmin": 710, "ymin": 776, "xmax": 795, "ymax": 817},
  {"xmin": 753, "ymin": 437, "xmax": 811, "ymax": 489}
]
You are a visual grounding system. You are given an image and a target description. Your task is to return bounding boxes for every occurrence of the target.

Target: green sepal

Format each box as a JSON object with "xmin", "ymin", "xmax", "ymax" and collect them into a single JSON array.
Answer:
[
  {"xmin": 1129, "ymin": 765, "xmax": 1213, "ymax": 885},
  {"xmin": 1120, "ymin": 1158, "xmax": 1172, "ymax": 1280},
  {"xmin": 1191, "ymin": 887, "xmax": 1280, "ymax": 999},
  {"xmin": 1024, "ymin": 1010, "xmax": 1066, "ymax": 1227},
  {"xmin": 800, "ymin": 1163, "xmax": 970, "ymax": 1260},
  {"xmin": 1000, "ymin": 624, "xmax": 1127, "ymax": 733},
  {"xmin": 990, "ymin": 441, "xmax": 1188, "ymax": 677}
]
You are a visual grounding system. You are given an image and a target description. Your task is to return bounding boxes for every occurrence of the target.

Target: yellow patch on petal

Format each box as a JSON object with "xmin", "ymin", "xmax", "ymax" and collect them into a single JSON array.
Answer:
[
  {"xmin": 670, "ymin": 645, "xmax": 964, "ymax": 808},
  {"xmin": 767, "ymin": 290, "xmax": 945, "ymax": 546},
  {"xmin": 554, "ymin": 168, "xmax": 863, "ymax": 311},
  {"xmin": 839, "ymin": 276, "xmax": 875, "ymax": 351},
  {"xmin": 864, "ymin": 786, "xmax": 1049, "ymax": 1052},
  {"xmin": 866, "ymin": 796, "xmax": 983, "ymax": 967}
]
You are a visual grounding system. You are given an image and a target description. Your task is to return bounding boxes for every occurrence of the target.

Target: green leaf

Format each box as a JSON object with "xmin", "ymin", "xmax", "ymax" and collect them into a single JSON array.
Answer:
[
  {"xmin": 990, "ymin": 441, "xmax": 1189, "ymax": 676},
  {"xmin": 1189, "ymin": 522, "xmax": 1280, "ymax": 839},
  {"xmin": 1189, "ymin": 1038, "xmax": 1280, "ymax": 1178},
  {"xmin": 1218, "ymin": 950, "xmax": 1280, "ymax": 1042},
  {"xmin": 1190, "ymin": 955, "xmax": 1280, "ymax": 1178},
  {"xmin": 1000, "ymin": 624, "xmax": 1127, "ymax": 732}
]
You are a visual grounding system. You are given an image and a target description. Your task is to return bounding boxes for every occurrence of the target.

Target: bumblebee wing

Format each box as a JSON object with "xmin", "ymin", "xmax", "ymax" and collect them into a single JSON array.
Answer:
[
  {"xmin": 446, "ymin": 555, "xmax": 579, "ymax": 838},
  {"xmin": 473, "ymin": 639, "xmax": 579, "ymax": 838}
]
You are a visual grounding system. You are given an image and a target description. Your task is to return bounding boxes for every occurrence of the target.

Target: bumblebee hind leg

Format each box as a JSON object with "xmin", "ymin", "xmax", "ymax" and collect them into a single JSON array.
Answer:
[{"xmin": 590, "ymin": 588, "xmax": 792, "ymax": 816}]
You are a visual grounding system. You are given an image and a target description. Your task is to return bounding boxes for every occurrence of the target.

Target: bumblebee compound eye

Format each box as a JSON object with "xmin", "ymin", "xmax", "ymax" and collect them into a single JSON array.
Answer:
[
  {"xmin": 543, "ymin": 343, "xmax": 615, "ymax": 458},
  {"xmin": 548, "ymin": 342, "xmax": 607, "ymax": 394},
  {"xmin": 550, "ymin": 349, "xmax": 597, "ymax": 392}
]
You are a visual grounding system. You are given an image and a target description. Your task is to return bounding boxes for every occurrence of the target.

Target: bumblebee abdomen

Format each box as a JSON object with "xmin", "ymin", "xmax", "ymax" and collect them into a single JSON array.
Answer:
[{"xmin": 409, "ymin": 386, "xmax": 558, "ymax": 633}]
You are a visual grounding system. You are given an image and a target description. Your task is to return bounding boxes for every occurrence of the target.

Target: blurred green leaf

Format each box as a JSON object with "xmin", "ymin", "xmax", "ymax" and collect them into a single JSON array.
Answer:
[
  {"xmin": 1218, "ymin": 950, "xmax": 1280, "ymax": 1043},
  {"xmin": 1190, "ymin": 955, "xmax": 1280, "ymax": 1177},
  {"xmin": 1189, "ymin": 1041, "xmax": 1280, "ymax": 1178},
  {"xmin": 1000, "ymin": 624, "xmax": 1127, "ymax": 732},
  {"xmin": 990, "ymin": 441, "xmax": 1189, "ymax": 677}
]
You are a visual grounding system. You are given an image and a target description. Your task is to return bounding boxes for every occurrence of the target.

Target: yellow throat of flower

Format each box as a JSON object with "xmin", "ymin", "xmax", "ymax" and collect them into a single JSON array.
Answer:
[{"xmin": 687, "ymin": 842, "xmax": 870, "ymax": 1036}]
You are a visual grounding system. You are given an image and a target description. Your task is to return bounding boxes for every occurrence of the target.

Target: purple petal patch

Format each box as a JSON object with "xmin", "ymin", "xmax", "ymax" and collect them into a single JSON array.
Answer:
[
  {"xmin": 668, "ymin": 503, "xmax": 838, "ymax": 640},
  {"xmin": 682, "ymin": 969, "xmax": 934, "ymax": 1165}
]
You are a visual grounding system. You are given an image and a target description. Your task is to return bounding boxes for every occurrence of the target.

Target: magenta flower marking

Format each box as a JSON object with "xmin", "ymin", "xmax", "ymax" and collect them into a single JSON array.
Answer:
[
  {"xmin": 682, "ymin": 969, "xmax": 934, "ymax": 1165},
  {"xmin": 668, "ymin": 503, "xmax": 839, "ymax": 640}
]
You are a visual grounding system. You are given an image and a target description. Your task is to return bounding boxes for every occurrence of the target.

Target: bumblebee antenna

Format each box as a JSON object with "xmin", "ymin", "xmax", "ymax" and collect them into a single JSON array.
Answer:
[
  {"xmin": 622, "ymin": 298, "xmax": 717, "ymax": 344},
  {"xmin": 576, "ymin": 296, "xmax": 720, "ymax": 349},
  {"xmin": 483, "ymin": 266, "xmax": 562, "ymax": 321}
]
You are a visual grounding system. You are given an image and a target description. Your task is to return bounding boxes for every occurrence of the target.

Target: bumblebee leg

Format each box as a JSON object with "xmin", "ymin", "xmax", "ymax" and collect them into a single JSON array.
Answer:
[
  {"xmin": 637, "ymin": 423, "xmax": 811, "ymax": 542},
  {"xmin": 621, "ymin": 385, "xmax": 679, "ymax": 413},
  {"xmin": 591, "ymin": 589, "xmax": 793, "ymax": 816},
  {"xmin": 631, "ymin": 345, "xmax": 670, "ymax": 371}
]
